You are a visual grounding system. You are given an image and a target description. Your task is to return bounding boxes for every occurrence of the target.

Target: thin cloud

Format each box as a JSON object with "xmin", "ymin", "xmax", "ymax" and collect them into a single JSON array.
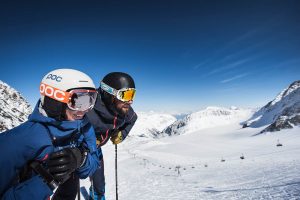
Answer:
[
  {"xmin": 220, "ymin": 73, "xmax": 249, "ymax": 84},
  {"xmin": 219, "ymin": 38, "xmax": 275, "ymax": 63},
  {"xmin": 193, "ymin": 30, "xmax": 259, "ymax": 70},
  {"xmin": 271, "ymin": 59, "xmax": 300, "ymax": 69},
  {"xmin": 193, "ymin": 60, "xmax": 211, "ymax": 69},
  {"xmin": 216, "ymin": 30, "xmax": 259, "ymax": 54},
  {"xmin": 209, "ymin": 58, "xmax": 251, "ymax": 75},
  {"xmin": 202, "ymin": 50, "xmax": 269, "ymax": 78}
]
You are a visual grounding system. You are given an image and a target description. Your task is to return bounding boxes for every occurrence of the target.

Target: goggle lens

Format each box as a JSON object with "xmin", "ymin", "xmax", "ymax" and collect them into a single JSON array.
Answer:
[
  {"xmin": 68, "ymin": 90, "xmax": 97, "ymax": 111},
  {"xmin": 117, "ymin": 89, "xmax": 136, "ymax": 102}
]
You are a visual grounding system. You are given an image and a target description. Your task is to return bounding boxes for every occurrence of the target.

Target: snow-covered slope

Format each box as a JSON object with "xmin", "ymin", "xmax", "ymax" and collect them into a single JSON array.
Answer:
[
  {"xmin": 163, "ymin": 106, "xmax": 253, "ymax": 136},
  {"xmin": 81, "ymin": 119, "xmax": 300, "ymax": 200},
  {"xmin": 129, "ymin": 111, "xmax": 177, "ymax": 138},
  {"xmin": 245, "ymin": 80, "xmax": 300, "ymax": 133},
  {"xmin": 0, "ymin": 80, "xmax": 32, "ymax": 133}
]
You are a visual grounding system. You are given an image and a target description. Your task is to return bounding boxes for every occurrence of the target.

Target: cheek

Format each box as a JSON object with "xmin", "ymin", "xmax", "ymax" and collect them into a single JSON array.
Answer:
[{"xmin": 65, "ymin": 110, "xmax": 74, "ymax": 121}]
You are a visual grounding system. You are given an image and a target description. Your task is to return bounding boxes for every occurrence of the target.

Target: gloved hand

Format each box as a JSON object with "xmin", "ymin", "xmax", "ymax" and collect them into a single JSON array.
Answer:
[
  {"xmin": 110, "ymin": 131, "xmax": 123, "ymax": 145},
  {"xmin": 46, "ymin": 147, "xmax": 86, "ymax": 184}
]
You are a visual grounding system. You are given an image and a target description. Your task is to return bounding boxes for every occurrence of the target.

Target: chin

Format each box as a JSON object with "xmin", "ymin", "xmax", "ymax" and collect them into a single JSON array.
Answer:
[
  {"xmin": 72, "ymin": 114, "xmax": 84, "ymax": 120},
  {"xmin": 118, "ymin": 108, "xmax": 128, "ymax": 115}
]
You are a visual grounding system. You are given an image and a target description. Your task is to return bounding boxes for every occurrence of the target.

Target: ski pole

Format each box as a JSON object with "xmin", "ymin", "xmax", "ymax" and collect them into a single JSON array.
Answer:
[
  {"xmin": 91, "ymin": 179, "xmax": 95, "ymax": 200},
  {"xmin": 78, "ymin": 178, "xmax": 81, "ymax": 200},
  {"xmin": 115, "ymin": 144, "xmax": 119, "ymax": 200}
]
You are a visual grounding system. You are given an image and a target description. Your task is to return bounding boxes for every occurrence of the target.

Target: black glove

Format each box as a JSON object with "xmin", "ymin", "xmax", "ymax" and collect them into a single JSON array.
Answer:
[{"xmin": 46, "ymin": 147, "xmax": 86, "ymax": 184}]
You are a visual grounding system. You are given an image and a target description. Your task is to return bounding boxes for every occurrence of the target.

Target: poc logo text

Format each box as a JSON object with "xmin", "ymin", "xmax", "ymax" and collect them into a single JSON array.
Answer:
[{"xmin": 46, "ymin": 74, "xmax": 63, "ymax": 82}]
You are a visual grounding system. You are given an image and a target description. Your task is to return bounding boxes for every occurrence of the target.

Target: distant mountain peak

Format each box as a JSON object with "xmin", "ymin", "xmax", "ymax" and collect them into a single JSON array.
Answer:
[
  {"xmin": 245, "ymin": 80, "xmax": 300, "ymax": 134},
  {"xmin": 129, "ymin": 111, "xmax": 177, "ymax": 138},
  {"xmin": 162, "ymin": 106, "xmax": 252, "ymax": 136},
  {"xmin": 0, "ymin": 80, "xmax": 32, "ymax": 132},
  {"xmin": 270, "ymin": 80, "xmax": 300, "ymax": 107}
]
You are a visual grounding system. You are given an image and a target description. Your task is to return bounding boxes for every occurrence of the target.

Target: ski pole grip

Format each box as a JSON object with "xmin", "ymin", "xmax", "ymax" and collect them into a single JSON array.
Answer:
[{"xmin": 30, "ymin": 161, "xmax": 59, "ymax": 190}]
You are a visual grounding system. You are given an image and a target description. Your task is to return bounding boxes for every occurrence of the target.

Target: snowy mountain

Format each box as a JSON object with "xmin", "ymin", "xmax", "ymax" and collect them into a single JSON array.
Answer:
[
  {"xmin": 0, "ymin": 80, "xmax": 32, "ymax": 133},
  {"xmin": 129, "ymin": 111, "xmax": 177, "ymax": 138},
  {"xmin": 162, "ymin": 106, "xmax": 253, "ymax": 136},
  {"xmin": 244, "ymin": 80, "xmax": 300, "ymax": 133}
]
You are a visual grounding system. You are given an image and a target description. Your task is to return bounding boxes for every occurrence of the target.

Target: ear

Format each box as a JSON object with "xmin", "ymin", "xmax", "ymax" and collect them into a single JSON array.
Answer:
[{"xmin": 111, "ymin": 96, "xmax": 117, "ymax": 104}]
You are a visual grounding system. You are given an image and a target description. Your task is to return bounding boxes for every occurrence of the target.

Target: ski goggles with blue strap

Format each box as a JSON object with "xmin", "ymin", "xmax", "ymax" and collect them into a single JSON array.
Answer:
[{"xmin": 100, "ymin": 82, "xmax": 136, "ymax": 102}]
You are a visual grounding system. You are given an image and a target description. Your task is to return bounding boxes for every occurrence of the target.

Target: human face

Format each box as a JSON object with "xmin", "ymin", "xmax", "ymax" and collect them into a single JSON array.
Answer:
[
  {"xmin": 114, "ymin": 98, "xmax": 133, "ymax": 115},
  {"xmin": 65, "ymin": 108, "xmax": 87, "ymax": 121}
]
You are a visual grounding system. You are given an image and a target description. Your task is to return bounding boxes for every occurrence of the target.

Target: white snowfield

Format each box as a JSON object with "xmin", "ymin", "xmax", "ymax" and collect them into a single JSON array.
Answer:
[{"xmin": 81, "ymin": 109, "xmax": 300, "ymax": 200}]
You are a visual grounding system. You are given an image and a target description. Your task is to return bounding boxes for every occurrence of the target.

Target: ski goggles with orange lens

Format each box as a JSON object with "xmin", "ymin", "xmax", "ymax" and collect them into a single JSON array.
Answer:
[
  {"xmin": 100, "ymin": 82, "xmax": 136, "ymax": 102},
  {"xmin": 67, "ymin": 89, "xmax": 97, "ymax": 111},
  {"xmin": 40, "ymin": 83, "xmax": 97, "ymax": 111}
]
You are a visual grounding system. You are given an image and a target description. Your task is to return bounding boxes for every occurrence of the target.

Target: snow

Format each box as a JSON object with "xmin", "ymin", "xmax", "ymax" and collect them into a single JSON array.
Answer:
[
  {"xmin": 1, "ymin": 80, "xmax": 299, "ymax": 199},
  {"xmin": 246, "ymin": 80, "xmax": 300, "ymax": 128},
  {"xmin": 129, "ymin": 111, "xmax": 177, "ymax": 137},
  {"xmin": 271, "ymin": 81, "xmax": 300, "ymax": 106},
  {"xmin": 80, "ymin": 110, "xmax": 300, "ymax": 199},
  {"xmin": 162, "ymin": 107, "xmax": 254, "ymax": 136},
  {"xmin": 0, "ymin": 80, "xmax": 32, "ymax": 132}
]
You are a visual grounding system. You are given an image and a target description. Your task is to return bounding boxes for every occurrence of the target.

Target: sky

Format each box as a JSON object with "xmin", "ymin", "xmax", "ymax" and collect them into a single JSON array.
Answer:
[{"xmin": 0, "ymin": 0, "xmax": 299, "ymax": 114}]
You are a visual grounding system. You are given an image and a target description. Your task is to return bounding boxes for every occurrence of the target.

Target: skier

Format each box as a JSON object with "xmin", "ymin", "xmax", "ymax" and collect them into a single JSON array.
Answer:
[
  {"xmin": 88, "ymin": 72, "xmax": 137, "ymax": 199},
  {"xmin": 0, "ymin": 69, "xmax": 100, "ymax": 200},
  {"xmin": 54, "ymin": 72, "xmax": 137, "ymax": 200}
]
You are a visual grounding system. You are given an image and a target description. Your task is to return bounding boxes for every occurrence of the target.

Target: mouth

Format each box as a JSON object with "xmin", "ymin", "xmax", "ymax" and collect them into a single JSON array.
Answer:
[
  {"xmin": 122, "ymin": 106, "xmax": 130, "ymax": 110},
  {"xmin": 72, "ymin": 113, "xmax": 84, "ymax": 119}
]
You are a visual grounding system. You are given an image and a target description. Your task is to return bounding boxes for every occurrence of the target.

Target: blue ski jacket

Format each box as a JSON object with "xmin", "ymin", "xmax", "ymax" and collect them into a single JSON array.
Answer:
[{"xmin": 0, "ymin": 101, "xmax": 100, "ymax": 200}]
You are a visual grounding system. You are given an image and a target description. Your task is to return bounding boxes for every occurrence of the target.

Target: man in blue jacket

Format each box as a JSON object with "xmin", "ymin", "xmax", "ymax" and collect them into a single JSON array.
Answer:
[{"xmin": 0, "ymin": 69, "xmax": 100, "ymax": 200}]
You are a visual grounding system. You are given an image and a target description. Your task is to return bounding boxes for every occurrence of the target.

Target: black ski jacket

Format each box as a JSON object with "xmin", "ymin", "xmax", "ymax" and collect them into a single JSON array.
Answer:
[{"xmin": 85, "ymin": 94, "xmax": 137, "ymax": 146}]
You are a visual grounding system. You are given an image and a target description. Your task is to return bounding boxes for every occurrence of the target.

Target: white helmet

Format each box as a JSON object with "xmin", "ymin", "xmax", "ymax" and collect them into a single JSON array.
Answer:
[
  {"xmin": 40, "ymin": 68, "xmax": 96, "ymax": 120},
  {"xmin": 40, "ymin": 68, "xmax": 95, "ymax": 104}
]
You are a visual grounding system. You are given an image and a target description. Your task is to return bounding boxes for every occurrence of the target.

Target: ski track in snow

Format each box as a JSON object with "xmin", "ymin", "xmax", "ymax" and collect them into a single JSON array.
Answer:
[{"xmin": 80, "ymin": 127, "xmax": 300, "ymax": 200}]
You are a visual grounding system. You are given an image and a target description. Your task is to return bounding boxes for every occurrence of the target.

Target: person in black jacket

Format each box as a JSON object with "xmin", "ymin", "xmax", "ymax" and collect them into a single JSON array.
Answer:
[{"xmin": 86, "ymin": 72, "xmax": 137, "ymax": 199}]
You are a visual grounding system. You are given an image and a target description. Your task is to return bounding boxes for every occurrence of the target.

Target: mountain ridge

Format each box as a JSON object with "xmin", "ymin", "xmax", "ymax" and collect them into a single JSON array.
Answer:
[{"xmin": 0, "ymin": 80, "xmax": 32, "ymax": 132}]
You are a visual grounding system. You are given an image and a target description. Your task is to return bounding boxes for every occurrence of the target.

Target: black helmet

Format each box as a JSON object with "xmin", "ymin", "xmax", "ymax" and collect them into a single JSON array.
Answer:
[
  {"xmin": 100, "ymin": 72, "xmax": 135, "ymax": 115},
  {"xmin": 102, "ymin": 72, "xmax": 135, "ymax": 90}
]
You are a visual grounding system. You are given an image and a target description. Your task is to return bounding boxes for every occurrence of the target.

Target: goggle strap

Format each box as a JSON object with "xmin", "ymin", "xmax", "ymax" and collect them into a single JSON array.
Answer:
[
  {"xmin": 40, "ymin": 82, "xmax": 70, "ymax": 103},
  {"xmin": 100, "ymin": 82, "xmax": 117, "ymax": 96}
]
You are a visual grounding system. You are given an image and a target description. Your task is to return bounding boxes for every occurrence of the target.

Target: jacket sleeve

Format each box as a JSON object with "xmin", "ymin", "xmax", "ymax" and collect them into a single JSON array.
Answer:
[
  {"xmin": 1, "ymin": 175, "xmax": 53, "ymax": 200},
  {"xmin": 76, "ymin": 126, "xmax": 100, "ymax": 178},
  {"xmin": 119, "ymin": 108, "xmax": 138, "ymax": 140},
  {"xmin": 0, "ymin": 122, "xmax": 54, "ymax": 200}
]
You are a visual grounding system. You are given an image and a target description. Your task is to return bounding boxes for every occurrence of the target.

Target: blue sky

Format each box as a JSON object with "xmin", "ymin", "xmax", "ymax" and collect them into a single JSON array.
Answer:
[{"xmin": 0, "ymin": 0, "xmax": 299, "ymax": 114}]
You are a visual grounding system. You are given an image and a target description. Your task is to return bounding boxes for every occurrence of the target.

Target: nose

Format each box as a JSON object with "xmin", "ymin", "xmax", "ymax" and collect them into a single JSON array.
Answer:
[{"xmin": 126, "ymin": 100, "xmax": 133, "ymax": 105}]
